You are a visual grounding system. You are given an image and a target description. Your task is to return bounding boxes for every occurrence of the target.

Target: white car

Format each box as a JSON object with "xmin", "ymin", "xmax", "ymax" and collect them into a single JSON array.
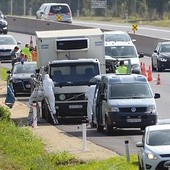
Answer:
[
  {"xmin": 104, "ymin": 31, "xmax": 136, "ymax": 43},
  {"xmin": 39, "ymin": 3, "xmax": 73, "ymax": 23},
  {"xmin": 0, "ymin": 35, "xmax": 21, "ymax": 61},
  {"xmin": 36, "ymin": 3, "xmax": 49, "ymax": 19},
  {"xmin": 136, "ymin": 124, "xmax": 170, "ymax": 170}
]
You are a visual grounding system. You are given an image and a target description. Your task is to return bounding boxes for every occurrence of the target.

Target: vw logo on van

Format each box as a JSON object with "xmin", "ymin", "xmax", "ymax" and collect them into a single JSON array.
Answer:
[{"xmin": 131, "ymin": 107, "xmax": 136, "ymax": 112}]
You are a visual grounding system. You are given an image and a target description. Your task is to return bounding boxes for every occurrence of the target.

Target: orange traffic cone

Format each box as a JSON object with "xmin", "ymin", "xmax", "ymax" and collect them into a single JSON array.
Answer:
[
  {"xmin": 142, "ymin": 63, "xmax": 147, "ymax": 77},
  {"xmin": 147, "ymin": 65, "xmax": 153, "ymax": 81},
  {"xmin": 156, "ymin": 73, "xmax": 161, "ymax": 85}
]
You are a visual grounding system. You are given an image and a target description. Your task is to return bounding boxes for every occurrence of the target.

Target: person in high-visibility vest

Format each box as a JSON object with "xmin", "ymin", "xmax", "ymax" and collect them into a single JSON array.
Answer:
[
  {"xmin": 116, "ymin": 60, "xmax": 128, "ymax": 74},
  {"xmin": 21, "ymin": 44, "xmax": 32, "ymax": 62},
  {"xmin": 31, "ymin": 46, "xmax": 37, "ymax": 61}
]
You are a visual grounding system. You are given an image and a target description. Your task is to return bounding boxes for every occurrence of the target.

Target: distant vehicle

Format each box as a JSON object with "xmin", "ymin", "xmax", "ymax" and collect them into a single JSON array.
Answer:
[
  {"xmin": 105, "ymin": 41, "xmax": 144, "ymax": 74},
  {"xmin": 151, "ymin": 41, "xmax": 170, "ymax": 72},
  {"xmin": 0, "ymin": 11, "xmax": 8, "ymax": 34},
  {"xmin": 104, "ymin": 31, "xmax": 136, "ymax": 43},
  {"xmin": 136, "ymin": 124, "xmax": 170, "ymax": 170},
  {"xmin": 39, "ymin": 3, "xmax": 73, "ymax": 23},
  {"xmin": 7, "ymin": 62, "xmax": 37, "ymax": 96},
  {"xmin": 0, "ymin": 35, "xmax": 21, "ymax": 61},
  {"xmin": 92, "ymin": 74, "xmax": 160, "ymax": 135}
]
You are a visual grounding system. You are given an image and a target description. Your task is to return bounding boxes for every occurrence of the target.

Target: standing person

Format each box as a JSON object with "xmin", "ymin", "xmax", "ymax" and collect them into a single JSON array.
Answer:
[
  {"xmin": 85, "ymin": 84, "xmax": 96, "ymax": 125},
  {"xmin": 11, "ymin": 46, "xmax": 19, "ymax": 66},
  {"xmin": 43, "ymin": 74, "xmax": 57, "ymax": 120},
  {"xmin": 116, "ymin": 60, "xmax": 128, "ymax": 74},
  {"xmin": 21, "ymin": 44, "xmax": 32, "ymax": 62}
]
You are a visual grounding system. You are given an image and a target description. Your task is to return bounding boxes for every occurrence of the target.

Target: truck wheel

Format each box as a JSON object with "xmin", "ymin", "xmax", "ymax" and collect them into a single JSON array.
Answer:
[
  {"xmin": 105, "ymin": 117, "xmax": 113, "ymax": 136},
  {"xmin": 97, "ymin": 121, "xmax": 103, "ymax": 132}
]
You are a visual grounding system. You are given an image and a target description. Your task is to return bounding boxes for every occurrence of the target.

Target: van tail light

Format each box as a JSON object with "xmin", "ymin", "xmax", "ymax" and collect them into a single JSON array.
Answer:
[
  {"xmin": 66, "ymin": 12, "xmax": 72, "ymax": 16},
  {"xmin": 48, "ymin": 12, "xmax": 55, "ymax": 16}
]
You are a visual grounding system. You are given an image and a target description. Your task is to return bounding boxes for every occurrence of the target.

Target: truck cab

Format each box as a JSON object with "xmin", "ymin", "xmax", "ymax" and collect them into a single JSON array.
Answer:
[{"xmin": 93, "ymin": 74, "xmax": 160, "ymax": 135}]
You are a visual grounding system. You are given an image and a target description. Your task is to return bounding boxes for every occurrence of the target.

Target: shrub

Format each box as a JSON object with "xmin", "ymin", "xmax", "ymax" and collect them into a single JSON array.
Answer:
[{"xmin": 0, "ymin": 106, "xmax": 11, "ymax": 121}]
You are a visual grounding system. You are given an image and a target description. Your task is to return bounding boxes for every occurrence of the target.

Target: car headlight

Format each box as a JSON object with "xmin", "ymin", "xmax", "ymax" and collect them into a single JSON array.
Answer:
[
  {"xmin": 146, "ymin": 152, "xmax": 157, "ymax": 160},
  {"xmin": 158, "ymin": 57, "xmax": 167, "ymax": 62},
  {"xmin": 147, "ymin": 105, "xmax": 156, "ymax": 113},
  {"xmin": 108, "ymin": 106, "xmax": 119, "ymax": 112}
]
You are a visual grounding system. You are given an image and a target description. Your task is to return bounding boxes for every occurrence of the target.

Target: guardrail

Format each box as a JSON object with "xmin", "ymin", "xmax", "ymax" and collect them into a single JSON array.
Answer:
[{"xmin": 7, "ymin": 16, "xmax": 169, "ymax": 56}]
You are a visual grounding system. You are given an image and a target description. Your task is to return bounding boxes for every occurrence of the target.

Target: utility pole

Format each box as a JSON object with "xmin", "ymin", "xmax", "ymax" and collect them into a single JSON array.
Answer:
[
  {"xmin": 24, "ymin": 0, "xmax": 26, "ymax": 15},
  {"xmin": 10, "ymin": 0, "xmax": 13, "ymax": 15}
]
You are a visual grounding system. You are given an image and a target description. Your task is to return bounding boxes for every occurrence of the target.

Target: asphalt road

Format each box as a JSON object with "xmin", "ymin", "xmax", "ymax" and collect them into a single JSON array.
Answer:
[{"xmin": 2, "ymin": 31, "xmax": 170, "ymax": 156}]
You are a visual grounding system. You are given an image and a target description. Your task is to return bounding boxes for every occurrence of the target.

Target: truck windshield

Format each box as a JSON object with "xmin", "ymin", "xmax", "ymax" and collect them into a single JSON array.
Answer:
[
  {"xmin": 109, "ymin": 83, "xmax": 153, "ymax": 99},
  {"xmin": 50, "ymin": 62, "xmax": 99, "ymax": 86}
]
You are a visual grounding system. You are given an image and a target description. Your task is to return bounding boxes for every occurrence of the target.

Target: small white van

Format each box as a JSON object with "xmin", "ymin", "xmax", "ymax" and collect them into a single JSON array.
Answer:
[
  {"xmin": 39, "ymin": 3, "xmax": 73, "ymax": 23},
  {"xmin": 92, "ymin": 74, "xmax": 160, "ymax": 135}
]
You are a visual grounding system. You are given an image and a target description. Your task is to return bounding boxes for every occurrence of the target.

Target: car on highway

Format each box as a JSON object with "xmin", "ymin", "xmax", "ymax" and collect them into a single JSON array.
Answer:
[
  {"xmin": 39, "ymin": 3, "xmax": 73, "ymax": 23},
  {"xmin": 136, "ymin": 124, "xmax": 170, "ymax": 170},
  {"xmin": 92, "ymin": 74, "xmax": 160, "ymax": 135},
  {"xmin": 105, "ymin": 41, "xmax": 144, "ymax": 74},
  {"xmin": 104, "ymin": 31, "xmax": 135, "ymax": 43},
  {"xmin": 36, "ymin": 3, "xmax": 49, "ymax": 19},
  {"xmin": 6, "ymin": 61, "xmax": 37, "ymax": 96},
  {"xmin": 0, "ymin": 34, "xmax": 21, "ymax": 61},
  {"xmin": 0, "ymin": 11, "xmax": 8, "ymax": 34},
  {"xmin": 151, "ymin": 41, "xmax": 170, "ymax": 72}
]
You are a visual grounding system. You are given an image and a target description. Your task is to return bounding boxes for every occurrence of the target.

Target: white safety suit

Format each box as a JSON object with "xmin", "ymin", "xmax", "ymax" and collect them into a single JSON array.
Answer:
[
  {"xmin": 43, "ymin": 74, "xmax": 56, "ymax": 115},
  {"xmin": 85, "ymin": 85, "xmax": 96, "ymax": 123}
]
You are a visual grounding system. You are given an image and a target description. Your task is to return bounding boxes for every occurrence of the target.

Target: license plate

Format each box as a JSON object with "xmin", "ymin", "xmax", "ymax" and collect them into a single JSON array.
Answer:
[
  {"xmin": 26, "ymin": 84, "xmax": 31, "ymax": 88},
  {"xmin": 127, "ymin": 118, "xmax": 141, "ymax": 123},
  {"xmin": 69, "ymin": 105, "xmax": 83, "ymax": 109}
]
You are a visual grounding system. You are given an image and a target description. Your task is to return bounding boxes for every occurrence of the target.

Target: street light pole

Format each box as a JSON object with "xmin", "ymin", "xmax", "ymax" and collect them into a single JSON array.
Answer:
[
  {"xmin": 10, "ymin": 0, "xmax": 13, "ymax": 15},
  {"xmin": 24, "ymin": 0, "xmax": 26, "ymax": 15}
]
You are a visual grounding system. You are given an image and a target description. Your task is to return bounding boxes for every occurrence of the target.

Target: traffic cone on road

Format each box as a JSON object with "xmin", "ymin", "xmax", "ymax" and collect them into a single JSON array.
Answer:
[
  {"xmin": 142, "ymin": 63, "xmax": 147, "ymax": 77},
  {"xmin": 156, "ymin": 73, "xmax": 161, "ymax": 85},
  {"xmin": 147, "ymin": 65, "xmax": 153, "ymax": 81}
]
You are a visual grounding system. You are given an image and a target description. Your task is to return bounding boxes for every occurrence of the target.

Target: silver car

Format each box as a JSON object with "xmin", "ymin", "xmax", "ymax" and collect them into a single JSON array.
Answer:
[
  {"xmin": 0, "ymin": 35, "xmax": 21, "ymax": 61},
  {"xmin": 136, "ymin": 124, "xmax": 170, "ymax": 170}
]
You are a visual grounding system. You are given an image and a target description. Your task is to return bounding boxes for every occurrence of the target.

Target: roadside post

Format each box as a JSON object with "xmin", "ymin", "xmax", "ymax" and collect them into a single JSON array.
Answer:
[
  {"xmin": 125, "ymin": 140, "xmax": 130, "ymax": 162},
  {"xmin": 32, "ymin": 101, "xmax": 37, "ymax": 128},
  {"xmin": 0, "ymin": 60, "xmax": 1, "ymax": 81},
  {"xmin": 82, "ymin": 117, "xmax": 88, "ymax": 151}
]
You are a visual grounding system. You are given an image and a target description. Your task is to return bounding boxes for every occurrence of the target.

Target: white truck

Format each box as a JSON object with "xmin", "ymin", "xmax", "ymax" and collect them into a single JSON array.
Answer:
[{"xmin": 35, "ymin": 28, "xmax": 105, "ymax": 122}]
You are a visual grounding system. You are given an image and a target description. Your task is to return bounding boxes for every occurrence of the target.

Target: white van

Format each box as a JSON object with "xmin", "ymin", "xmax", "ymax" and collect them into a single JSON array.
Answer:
[
  {"xmin": 40, "ymin": 3, "xmax": 73, "ymax": 23},
  {"xmin": 105, "ymin": 41, "xmax": 144, "ymax": 74},
  {"xmin": 92, "ymin": 74, "xmax": 160, "ymax": 135}
]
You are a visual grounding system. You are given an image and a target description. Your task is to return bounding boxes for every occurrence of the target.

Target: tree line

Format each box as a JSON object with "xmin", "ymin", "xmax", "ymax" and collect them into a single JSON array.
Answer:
[{"xmin": 0, "ymin": 0, "xmax": 169, "ymax": 20}]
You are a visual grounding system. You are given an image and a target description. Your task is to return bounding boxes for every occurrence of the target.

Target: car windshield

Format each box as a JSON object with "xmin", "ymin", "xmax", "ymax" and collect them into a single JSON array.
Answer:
[
  {"xmin": 105, "ymin": 46, "xmax": 137, "ymax": 58},
  {"xmin": 160, "ymin": 44, "xmax": 170, "ymax": 53},
  {"xmin": 147, "ymin": 130, "xmax": 170, "ymax": 146},
  {"xmin": 0, "ymin": 37, "xmax": 16, "ymax": 45},
  {"xmin": 50, "ymin": 5, "xmax": 70, "ymax": 14},
  {"xmin": 105, "ymin": 34, "xmax": 131, "ymax": 42},
  {"xmin": 109, "ymin": 83, "xmax": 153, "ymax": 99},
  {"xmin": 13, "ymin": 63, "xmax": 37, "ymax": 74}
]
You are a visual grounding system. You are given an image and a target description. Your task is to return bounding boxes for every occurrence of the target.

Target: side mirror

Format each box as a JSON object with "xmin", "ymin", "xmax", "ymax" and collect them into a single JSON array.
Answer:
[
  {"xmin": 154, "ymin": 93, "xmax": 160, "ymax": 99},
  {"xmin": 6, "ymin": 70, "xmax": 11, "ymax": 74},
  {"xmin": 136, "ymin": 142, "xmax": 143, "ymax": 148},
  {"xmin": 17, "ymin": 41, "xmax": 21, "ymax": 45},
  {"xmin": 139, "ymin": 53, "xmax": 144, "ymax": 58}
]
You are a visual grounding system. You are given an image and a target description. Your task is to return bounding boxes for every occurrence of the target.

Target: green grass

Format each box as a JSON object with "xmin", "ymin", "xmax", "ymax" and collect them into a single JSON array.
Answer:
[
  {"xmin": 1, "ymin": 67, "xmax": 9, "ymax": 81},
  {"xmin": 0, "ymin": 119, "xmax": 139, "ymax": 170}
]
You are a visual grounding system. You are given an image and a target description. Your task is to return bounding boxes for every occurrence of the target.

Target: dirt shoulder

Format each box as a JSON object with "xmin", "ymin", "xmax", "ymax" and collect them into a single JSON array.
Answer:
[{"xmin": 0, "ymin": 80, "xmax": 118, "ymax": 162}]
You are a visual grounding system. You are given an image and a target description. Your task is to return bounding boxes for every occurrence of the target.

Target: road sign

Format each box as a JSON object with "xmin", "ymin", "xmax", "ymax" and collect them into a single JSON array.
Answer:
[
  {"xmin": 91, "ymin": 0, "xmax": 107, "ymax": 9},
  {"xmin": 57, "ymin": 15, "xmax": 62, "ymax": 22},
  {"xmin": 132, "ymin": 24, "xmax": 138, "ymax": 33}
]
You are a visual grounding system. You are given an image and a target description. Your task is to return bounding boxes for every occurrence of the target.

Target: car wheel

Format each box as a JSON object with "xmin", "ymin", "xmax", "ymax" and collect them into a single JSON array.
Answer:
[
  {"xmin": 157, "ymin": 60, "xmax": 163, "ymax": 72},
  {"xmin": 151, "ymin": 58, "xmax": 156, "ymax": 71},
  {"xmin": 105, "ymin": 116, "xmax": 113, "ymax": 136},
  {"xmin": 3, "ymin": 31, "xmax": 7, "ymax": 34}
]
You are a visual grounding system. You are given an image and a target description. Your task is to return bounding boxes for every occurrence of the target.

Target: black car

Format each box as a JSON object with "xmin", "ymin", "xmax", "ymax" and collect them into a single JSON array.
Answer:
[
  {"xmin": 151, "ymin": 41, "xmax": 170, "ymax": 71},
  {"xmin": 0, "ymin": 11, "xmax": 7, "ymax": 34},
  {"xmin": 7, "ymin": 61, "xmax": 37, "ymax": 96}
]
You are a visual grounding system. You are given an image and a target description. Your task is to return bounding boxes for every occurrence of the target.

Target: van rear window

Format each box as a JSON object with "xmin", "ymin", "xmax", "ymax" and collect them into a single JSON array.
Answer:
[
  {"xmin": 50, "ymin": 5, "xmax": 70, "ymax": 14},
  {"xmin": 109, "ymin": 83, "xmax": 153, "ymax": 99}
]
